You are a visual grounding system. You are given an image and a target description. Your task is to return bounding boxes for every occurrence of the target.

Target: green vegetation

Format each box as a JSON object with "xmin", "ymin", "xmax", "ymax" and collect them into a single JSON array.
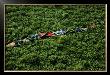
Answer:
[{"xmin": 5, "ymin": 5, "xmax": 105, "ymax": 71}]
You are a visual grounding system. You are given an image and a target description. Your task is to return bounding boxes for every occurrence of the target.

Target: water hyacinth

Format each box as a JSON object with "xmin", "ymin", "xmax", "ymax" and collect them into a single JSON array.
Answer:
[{"xmin": 5, "ymin": 5, "xmax": 105, "ymax": 71}]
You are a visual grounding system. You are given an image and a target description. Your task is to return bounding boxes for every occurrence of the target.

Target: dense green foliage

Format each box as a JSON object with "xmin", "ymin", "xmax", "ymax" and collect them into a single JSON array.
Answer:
[{"xmin": 5, "ymin": 5, "xmax": 105, "ymax": 71}]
